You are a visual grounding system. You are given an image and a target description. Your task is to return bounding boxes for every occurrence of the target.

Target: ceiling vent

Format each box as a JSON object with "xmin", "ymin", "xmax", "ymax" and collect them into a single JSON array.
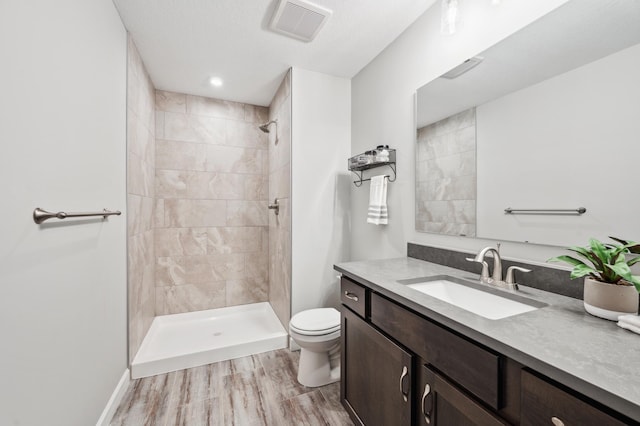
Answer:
[{"xmin": 270, "ymin": 0, "xmax": 332, "ymax": 42}]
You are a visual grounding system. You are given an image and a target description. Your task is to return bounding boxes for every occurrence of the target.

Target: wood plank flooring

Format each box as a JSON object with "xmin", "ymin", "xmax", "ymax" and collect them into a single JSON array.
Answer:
[{"xmin": 111, "ymin": 349, "xmax": 353, "ymax": 426}]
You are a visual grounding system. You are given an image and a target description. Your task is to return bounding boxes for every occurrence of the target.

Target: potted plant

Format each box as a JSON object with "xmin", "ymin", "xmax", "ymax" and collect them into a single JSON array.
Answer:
[{"xmin": 549, "ymin": 238, "xmax": 640, "ymax": 321}]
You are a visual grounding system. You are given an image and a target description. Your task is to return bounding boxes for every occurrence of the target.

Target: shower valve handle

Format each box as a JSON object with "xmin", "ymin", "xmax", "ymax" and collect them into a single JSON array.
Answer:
[{"xmin": 268, "ymin": 198, "xmax": 280, "ymax": 216}]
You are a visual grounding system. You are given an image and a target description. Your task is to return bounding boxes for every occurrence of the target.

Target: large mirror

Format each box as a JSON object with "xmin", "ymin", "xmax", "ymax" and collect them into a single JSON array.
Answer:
[{"xmin": 415, "ymin": 0, "xmax": 640, "ymax": 247}]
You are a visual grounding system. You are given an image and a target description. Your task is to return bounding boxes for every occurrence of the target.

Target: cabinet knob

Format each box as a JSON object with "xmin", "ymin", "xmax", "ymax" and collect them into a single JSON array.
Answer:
[
  {"xmin": 421, "ymin": 383, "xmax": 433, "ymax": 424},
  {"xmin": 551, "ymin": 417, "xmax": 565, "ymax": 426},
  {"xmin": 399, "ymin": 366, "xmax": 409, "ymax": 402},
  {"xmin": 344, "ymin": 291, "xmax": 359, "ymax": 302}
]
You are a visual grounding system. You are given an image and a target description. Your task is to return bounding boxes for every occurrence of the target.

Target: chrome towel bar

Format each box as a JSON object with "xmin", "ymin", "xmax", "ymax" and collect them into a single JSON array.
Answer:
[
  {"xmin": 33, "ymin": 207, "xmax": 121, "ymax": 224},
  {"xmin": 504, "ymin": 207, "xmax": 586, "ymax": 215}
]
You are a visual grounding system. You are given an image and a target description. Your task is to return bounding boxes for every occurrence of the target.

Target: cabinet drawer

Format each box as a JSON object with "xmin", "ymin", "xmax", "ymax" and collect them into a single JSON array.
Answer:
[
  {"xmin": 370, "ymin": 292, "xmax": 501, "ymax": 410},
  {"xmin": 341, "ymin": 276, "xmax": 367, "ymax": 318},
  {"xmin": 521, "ymin": 370, "xmax": 627, "ymax": 426}
]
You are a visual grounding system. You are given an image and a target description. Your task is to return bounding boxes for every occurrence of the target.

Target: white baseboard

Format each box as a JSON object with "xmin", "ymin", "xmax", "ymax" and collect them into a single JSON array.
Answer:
[{"xmin": 96, "ymin": 369, "xmax": 130, "ymax": 426}]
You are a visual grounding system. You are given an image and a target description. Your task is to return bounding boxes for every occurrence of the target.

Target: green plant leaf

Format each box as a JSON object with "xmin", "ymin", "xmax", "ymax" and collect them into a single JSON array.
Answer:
[
  {"xmin": 628, "ymin": 256, "xmax": 640, "ymax": 267},
  {"xmin": 570, "ymin": 264, "xmax": 597, "ymax": 280},
  {"xmin": 551, "ymin": 239, "xmax": 639, "ymax": 283},
  {"xmin": 567, "ymin": 247, "xmax": 603, "ymax": 271},
  {"xmin": 610, "ymin": 236, "xmax": 640, "ymax": 254},
  {"xmin": 547, "ymin": 255, "xmax": 588, "ymax": 267},
  {"xmin": 566, "ymin": 245, "xmax": 594, "ymax": 261},
  {"xmin": 608, "ymin": 262, "xmax": 640, "ymax": 292},
  {"xmin": 590, "ymin": 238, "xmax": 610, "ymax": 263},
  {"xmin": 606, "ymin": 260, "xmax": 631, "ymax": 283}
]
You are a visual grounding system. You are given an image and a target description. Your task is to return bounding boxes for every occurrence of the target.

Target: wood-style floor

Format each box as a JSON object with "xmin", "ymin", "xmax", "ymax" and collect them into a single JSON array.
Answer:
[{"xmin": 110, "ymin": 349, "xmax": 353, "ymax": 425}]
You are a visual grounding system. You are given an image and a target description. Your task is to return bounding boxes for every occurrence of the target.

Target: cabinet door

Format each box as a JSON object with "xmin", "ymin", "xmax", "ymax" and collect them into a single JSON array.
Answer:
[
  {"xmin": 417, "ymin": 365, "xmax": 508, "ymax": 426},
  {"xmin": 341, "ymin": 307, "xmax": 412, "ymax": 426},
  {"xmin": 370, "ymin": 292, "xmax": 501, "ymax": 409},
  {"xmin": 521, "ymin": 370, "xmax": 628, "ymax": 426}
]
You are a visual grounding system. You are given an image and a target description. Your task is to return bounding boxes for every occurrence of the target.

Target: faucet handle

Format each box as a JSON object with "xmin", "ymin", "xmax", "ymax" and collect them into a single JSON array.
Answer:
[
  {"xmin": 466, "ymin": 257, "xmax": 490, "ymax": 282},
  {"xmin": 505, "ymin": 266, "xmax": 531, "ymax": 285}
]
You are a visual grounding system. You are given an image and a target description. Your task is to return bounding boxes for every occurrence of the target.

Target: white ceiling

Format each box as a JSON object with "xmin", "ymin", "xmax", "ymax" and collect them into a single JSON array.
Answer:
[{"xmin": 113, "ymin": 0, "xmax": 437, "ymax": 106}]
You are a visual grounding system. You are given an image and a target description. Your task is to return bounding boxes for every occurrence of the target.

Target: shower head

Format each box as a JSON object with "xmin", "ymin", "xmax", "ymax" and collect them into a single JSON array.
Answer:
[{"xmin": 259, "ymin": 120, "xmax": 277, "ymax": 133}]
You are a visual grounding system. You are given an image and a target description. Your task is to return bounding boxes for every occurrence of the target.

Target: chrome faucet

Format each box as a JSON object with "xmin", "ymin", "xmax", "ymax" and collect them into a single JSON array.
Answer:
[
  {"xmin": 467, "ymin": 244, "xmax": 530, "ymax": 291},
  {"xmin": 473, "ymin": 245, "xmax": 503, "ymax": 283},
  {"xmin": 504, "ymin": 266, "xmax": 531, "ymax": 291}
]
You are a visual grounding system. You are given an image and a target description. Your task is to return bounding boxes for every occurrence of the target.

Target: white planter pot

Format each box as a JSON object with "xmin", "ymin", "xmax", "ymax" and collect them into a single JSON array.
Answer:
[{"xmin": 583, "ymin": 277, "xmax": 639, "ymax": 321}]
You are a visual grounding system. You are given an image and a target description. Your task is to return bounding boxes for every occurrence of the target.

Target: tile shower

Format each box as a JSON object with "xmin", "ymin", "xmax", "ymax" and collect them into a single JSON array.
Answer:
[
  {"xmin": 415, "ymin": 107, "xmax": 477, "ymax": 237},
  {"xmin": 127, "ymin": 36, "xmax": 156, "ymax": 363},
  {"xmin": 127, "ymin": 38, "xmax": 292, "ymax": 377},
  {"xmin": 154, "ymin": 89, "xmax": 269, "ymax": 314}
]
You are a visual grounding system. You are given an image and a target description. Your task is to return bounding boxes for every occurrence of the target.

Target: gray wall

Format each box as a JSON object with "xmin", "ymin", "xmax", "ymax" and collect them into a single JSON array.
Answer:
[
  {"xmin": 0, "ymin": 1, "xmax": 127, "ymax": 424},
  {"xmin": 350, "ymin": 0, "xmax": 571, "ymax": 264}
]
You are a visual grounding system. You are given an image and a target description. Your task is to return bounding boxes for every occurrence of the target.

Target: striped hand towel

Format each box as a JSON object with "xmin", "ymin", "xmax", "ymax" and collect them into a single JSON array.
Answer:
[{"xmin": 367, "ymin": 175, "xmax": 388, "ymax": 225}]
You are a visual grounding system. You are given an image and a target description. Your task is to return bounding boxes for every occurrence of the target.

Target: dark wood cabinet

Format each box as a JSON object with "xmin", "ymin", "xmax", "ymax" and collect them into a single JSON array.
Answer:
[
  {"xmin": 339, "ymin": 275, "xmax": 637, "ymax": 426},
  {"xmin": 521, "ymin": 370, "xmax": 629, "ymax": 426},
  {"xmin": 417, "ymin": 364, "xmax": 508, "ymax": 426},
  {"xmin": 341, "ymin": 306, "xmax": 413, "ymax": 426},
  {"xmin": 341, "ymin": 276, "xmax": 367, "ymax": 318},
  {"xmin": 370, "ymin": 292, "xmax": 501, "ymax": 410}
]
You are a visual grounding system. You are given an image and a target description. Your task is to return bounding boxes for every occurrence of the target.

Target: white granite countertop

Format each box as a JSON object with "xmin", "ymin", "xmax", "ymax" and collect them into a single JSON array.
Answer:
[{"xmin": 334, "ymin": 257, "xmax": 640, "ymax": 422}]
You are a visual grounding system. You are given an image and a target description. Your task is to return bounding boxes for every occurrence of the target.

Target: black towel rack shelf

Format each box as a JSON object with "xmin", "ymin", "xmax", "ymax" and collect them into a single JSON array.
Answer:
[{"xmin": 348, "ymin": 149, "xmax": 396, "ymax": 187}]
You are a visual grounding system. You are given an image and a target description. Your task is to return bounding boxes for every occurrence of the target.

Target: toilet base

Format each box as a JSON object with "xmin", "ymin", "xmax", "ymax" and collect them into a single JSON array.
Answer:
[{"xmin": 297, "ymin": 347, "xmax": 340, "ymax": 387}]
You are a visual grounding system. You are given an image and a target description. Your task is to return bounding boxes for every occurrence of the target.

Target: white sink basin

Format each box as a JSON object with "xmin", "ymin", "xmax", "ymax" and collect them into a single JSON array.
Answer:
[{"xmin": 401, "ymin": 276, "xmax": 544, "ymax": 320}]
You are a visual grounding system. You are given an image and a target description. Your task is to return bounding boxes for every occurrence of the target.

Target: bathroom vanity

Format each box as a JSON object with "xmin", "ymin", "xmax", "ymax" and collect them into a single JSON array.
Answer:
[{"xmin": 335, "ymin": 257, "xmax": 640, "ymax": 426}]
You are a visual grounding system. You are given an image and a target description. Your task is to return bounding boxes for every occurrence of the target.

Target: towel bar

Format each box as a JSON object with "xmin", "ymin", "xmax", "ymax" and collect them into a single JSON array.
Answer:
[
  {"xmin": 504, "ymin": 207, "xmax": 586, "ymax": 215},
  {"xmin": 351, "ymin": 166, "xmax": 396, "ymax": 187},
  {"xmin": 33, "ymin": 207, "xmax": 121, "ymax": 224}
]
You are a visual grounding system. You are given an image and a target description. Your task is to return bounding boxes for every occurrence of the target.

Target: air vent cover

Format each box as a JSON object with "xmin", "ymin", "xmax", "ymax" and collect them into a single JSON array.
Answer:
[{"xmin": 270, "ymin": 0, "xmax": 332, "ymax": 42}]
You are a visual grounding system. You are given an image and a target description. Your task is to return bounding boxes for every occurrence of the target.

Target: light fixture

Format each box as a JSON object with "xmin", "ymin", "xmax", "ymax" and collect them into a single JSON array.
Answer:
[
  {"xmin": 209, "ymin": 76, "xmax": 223, "ymax": 87},
  {"xmin": 441, "ymin": 0, "xmax": 459, "ymax": 35},
  {"xmin": 440, "ymin": 56, "xmax": 484, "ymax": 79}
]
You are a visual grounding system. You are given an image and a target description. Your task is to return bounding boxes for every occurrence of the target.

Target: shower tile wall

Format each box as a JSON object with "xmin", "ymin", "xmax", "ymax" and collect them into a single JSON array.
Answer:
[
  {"xmin": 127, "ymin": 36, "xmax": 156, "ymax": 362},
  {"xmin": 415, "ymin": 108, "xmax": 477, "ymax": 237},
  {"xmin": 268, "ymin": 71, "xmax": 292, "ymax": 328},
  {"xmin": 154, "ymin": 91, "xmax": 270, "ymax": 315}
]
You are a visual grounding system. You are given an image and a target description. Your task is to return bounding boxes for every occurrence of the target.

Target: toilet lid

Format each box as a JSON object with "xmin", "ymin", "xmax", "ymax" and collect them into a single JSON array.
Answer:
[{"xmin": 290, "ymin": 308, "xmax": 340, "ymax": 335}]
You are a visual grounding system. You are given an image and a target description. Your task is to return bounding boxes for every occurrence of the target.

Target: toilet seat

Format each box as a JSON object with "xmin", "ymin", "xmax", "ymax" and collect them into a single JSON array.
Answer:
[{"xmin": 290, "ymin": 308, "xmax": 340, "ymax": 336}]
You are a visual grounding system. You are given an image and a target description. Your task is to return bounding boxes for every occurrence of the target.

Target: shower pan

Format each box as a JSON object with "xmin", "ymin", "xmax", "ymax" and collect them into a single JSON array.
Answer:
[
  {"xmin": 126, "ymin": 61, "xmax": 293, "ymax": 381},
  {"xmin": 131, "ymin": 302, "xmax": 288, "ymax": 378}
]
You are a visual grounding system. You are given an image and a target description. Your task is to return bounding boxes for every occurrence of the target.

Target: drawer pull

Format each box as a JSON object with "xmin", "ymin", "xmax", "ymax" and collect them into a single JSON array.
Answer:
[
  {"xmin": 421, "ymin": 383, "xmax": 433, "ymax": 424},
  {"xmin": 399, "ymin": 366, "xmax": 409, "ymax": 402},
  {"xmin": 551, "ymin": 417, "xmax": 565, "ymax": 426},
  {"xmin": 344, "ymin": 291, "xmax": 359, "ymax": 302}
]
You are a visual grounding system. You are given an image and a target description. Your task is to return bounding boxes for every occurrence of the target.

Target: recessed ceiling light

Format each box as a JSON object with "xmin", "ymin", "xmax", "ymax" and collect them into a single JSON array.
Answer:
[{"xmin": 209, "ymin": 77, "xmax": 223, "ymax": 87}]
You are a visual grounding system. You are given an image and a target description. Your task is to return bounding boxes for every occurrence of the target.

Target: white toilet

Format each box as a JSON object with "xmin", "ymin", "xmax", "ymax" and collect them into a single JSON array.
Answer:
[{"xmin": 289, "ymin": 307, "xmax": 341, "ymax": 387}]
